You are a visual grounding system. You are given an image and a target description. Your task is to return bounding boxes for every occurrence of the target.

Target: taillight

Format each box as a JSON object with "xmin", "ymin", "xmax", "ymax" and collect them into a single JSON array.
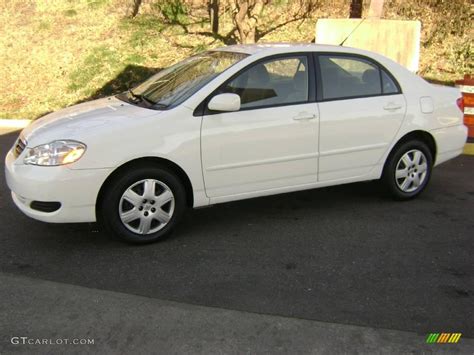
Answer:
[{"xmin": 456, "ymin": 97, "xmax": 464, "ymax": 112}]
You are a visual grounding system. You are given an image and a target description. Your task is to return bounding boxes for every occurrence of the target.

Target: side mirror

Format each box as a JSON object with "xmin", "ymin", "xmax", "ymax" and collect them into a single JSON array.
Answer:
[{"xmin": 208, "ymin": 93, "xmax": 241, "ymax": 112}]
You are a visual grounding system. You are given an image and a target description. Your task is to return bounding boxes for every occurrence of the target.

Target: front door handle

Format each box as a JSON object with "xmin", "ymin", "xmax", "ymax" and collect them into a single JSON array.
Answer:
[
  {"xmin": 383, "ymin": 103, "xmax": 402, "ymax": 111},
  {"xmin": 293, "ymin": 113, "xmax": 316, "ymax": 121}
]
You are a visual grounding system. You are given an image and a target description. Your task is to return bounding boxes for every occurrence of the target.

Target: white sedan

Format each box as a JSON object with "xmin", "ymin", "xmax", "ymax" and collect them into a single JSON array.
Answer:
[{"xmin": 5, "ymin": 43, "xmax": 467, "ymax": 243}]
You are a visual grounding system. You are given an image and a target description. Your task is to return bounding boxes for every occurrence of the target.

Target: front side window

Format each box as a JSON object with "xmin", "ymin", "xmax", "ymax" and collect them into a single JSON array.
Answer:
[
  {"xmin": 119, "ymin": 51, "xmax": 248, "ymax": 109},
  {"xmin": 220, "ymin": 56, "xmax": 309, "ymax": 109},
  {"xmin": 318, "ymin": 55, "xmax": 399, "ymax": 100}
]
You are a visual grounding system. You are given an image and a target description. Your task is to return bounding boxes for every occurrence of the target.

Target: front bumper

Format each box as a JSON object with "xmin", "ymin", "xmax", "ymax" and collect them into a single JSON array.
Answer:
[{"xmin": 5, "ymin": 150, "xmax": 112, "ymax": 223}]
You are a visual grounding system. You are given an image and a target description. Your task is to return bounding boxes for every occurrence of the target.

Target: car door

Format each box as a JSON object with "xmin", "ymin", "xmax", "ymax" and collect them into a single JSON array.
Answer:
[
  {"xmin": 316, "ymin": 53, "xmax": 406, "ymax": 181},
  {"xmin": 200, "ymin": 54, "xmax": 319, "ymax": 199}
]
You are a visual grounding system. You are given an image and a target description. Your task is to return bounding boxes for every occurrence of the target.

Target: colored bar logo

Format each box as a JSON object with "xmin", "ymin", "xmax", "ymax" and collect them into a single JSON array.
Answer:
[{"xmin": 426, "ymin": 333, "xmax": 462, "ymax": 344}]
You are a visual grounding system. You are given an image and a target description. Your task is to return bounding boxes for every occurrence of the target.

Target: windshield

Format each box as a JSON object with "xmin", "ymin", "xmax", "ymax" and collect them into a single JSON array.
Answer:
[{"xmin": 120, "ymin": 51, "xmax": 248, "ymax": 109}]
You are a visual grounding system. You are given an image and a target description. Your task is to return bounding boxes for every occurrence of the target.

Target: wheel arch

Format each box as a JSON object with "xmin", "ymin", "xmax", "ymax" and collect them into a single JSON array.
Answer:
[
  {"xmin": 96, "ymin": 157, "xmax": 194, "ymax": 219},
  {"xmin": 384, "ymin": 130, "xmax": 437, "ymax": 171}
]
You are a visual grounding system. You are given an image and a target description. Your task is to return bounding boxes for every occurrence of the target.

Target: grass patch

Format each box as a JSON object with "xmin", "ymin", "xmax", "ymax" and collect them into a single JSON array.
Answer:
[
  {"xmin": 63, "ymin": 9, "xmax": 78, "ymax": 17},
  {"xmin": 0, "ymin": 0, "xmax": 471, "ymax": 120},
  {"xmin": 87, "ymin": 0, "xmax": 108, "ymax": 9},
  {"xmin": 68, "ymin": 46, "xmax": 121, "ymax": 94},
  {"xmin": 38, "ymin": 20, "xmax": 51, "ymax": 30}
]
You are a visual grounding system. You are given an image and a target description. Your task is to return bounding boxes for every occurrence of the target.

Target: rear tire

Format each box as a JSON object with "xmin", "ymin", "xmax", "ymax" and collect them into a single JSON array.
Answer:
[
  {"xmin": 383, "ymin": 140, "xmax": 433, "ymax": 200},
  {"xmin": 99, "ymin": 165, "xmax": 186, "ymax": 244}
]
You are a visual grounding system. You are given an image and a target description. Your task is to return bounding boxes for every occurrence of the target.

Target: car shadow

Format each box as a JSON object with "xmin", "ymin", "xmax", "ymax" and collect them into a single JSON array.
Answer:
[
  {"xmin": 21, "ymin": 65, "xmax": 164, "ymax": 121},
  {"xmin": 77, "ymin": 64, "xmax": 163, "ymax": 104},
  {"xmin": 96, "ymin": 64, "xmax": 162, "ymax": 98}
]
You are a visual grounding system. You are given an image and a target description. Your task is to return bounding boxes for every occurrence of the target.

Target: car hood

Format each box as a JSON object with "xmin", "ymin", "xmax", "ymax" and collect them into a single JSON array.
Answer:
[{"xmin": 21, "ymin": 96, "xmax": 161, "ymax": 146}]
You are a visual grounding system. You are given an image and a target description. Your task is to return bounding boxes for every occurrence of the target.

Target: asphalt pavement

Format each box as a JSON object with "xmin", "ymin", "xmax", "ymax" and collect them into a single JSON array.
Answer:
[
  {"xmin": 2, "ymin": 273, "xmax": 473, "ymax": 354},
  {"xmin": 1, "ymin": 130, "xmax": 473, "ymax": 351}
]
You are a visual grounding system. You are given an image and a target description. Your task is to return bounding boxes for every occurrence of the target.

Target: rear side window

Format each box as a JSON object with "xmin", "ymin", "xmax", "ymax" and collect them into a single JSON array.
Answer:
[
  {"xmin": 318, "ymin": 55, "xmax": 399, "ymax": 100},
  {"xmin": 381, "ymin": 70, "xmax": 399, "ymax": 94}
]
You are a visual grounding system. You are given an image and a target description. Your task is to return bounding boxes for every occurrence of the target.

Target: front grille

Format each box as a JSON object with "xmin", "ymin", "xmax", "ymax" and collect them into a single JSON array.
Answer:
[
  {"xmin": 30, "ymin": 201, "xmax": 61, "ymax": 213},
  {"xmin": 14, "ymin": 137, "xmax": 27, "ymax": 158}
]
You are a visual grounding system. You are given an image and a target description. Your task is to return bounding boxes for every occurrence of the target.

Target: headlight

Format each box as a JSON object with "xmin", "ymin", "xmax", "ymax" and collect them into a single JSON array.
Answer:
[{"xmin": 24, "ymin": 140, "xmax": 86, "ymax": 166}]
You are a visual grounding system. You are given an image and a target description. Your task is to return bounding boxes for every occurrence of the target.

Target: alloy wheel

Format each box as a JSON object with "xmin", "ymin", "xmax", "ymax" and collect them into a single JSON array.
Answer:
[
  {"xmin": 395, "ymin": 149, "xmax": 428, "ymax": 193},
  {"xmin": 118, "ymin": 179, "xmax": 175, "ymax": 235}
]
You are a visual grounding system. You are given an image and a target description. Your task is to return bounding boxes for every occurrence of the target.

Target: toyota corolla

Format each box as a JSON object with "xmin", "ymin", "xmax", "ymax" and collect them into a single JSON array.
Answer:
[{"xmin": 5, "ymin": 44, "xmax": 467, "ymax": 243}]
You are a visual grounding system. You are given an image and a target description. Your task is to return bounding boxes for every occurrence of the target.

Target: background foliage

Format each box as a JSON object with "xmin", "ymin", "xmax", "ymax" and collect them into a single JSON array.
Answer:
[{"xmin": 0, "ymin": 0, "xmax": 472, "ymax": 119}]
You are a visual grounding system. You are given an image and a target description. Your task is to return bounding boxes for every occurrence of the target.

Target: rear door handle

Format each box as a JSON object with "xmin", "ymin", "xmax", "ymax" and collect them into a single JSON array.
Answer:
[
  {"xmin": 383, "ymin": 103, "xmax": 402, "ymax": 111},
  {"xmin": 293, "ymin": 113, "xmax": 316, "ymax": 121}
]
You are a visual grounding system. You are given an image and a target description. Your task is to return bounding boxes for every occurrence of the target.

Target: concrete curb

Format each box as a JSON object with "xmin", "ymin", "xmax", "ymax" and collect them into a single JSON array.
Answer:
[
  {"xmin": 463, "ymin": 143, "xmax": 474, "ymax": 155},
  {"xmin": 0, "ymin": 119, "xmax": 31, "ymax": 129}
]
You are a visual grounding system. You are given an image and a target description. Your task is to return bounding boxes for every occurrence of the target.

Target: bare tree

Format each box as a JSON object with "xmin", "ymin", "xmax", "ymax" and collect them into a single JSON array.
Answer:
[
  {"xmin": 232, "ymin": 0, "xmax": 269, "ymax": 44},
  {"xmin": 231, "ymin": 0, "xmax": 317, "ymax": 44}
]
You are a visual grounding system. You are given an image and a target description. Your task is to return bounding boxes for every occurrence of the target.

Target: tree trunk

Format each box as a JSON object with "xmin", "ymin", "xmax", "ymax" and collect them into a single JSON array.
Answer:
[
  {"xmin": 234, "ymin": 0, "xmax": 251, "ymax": 43},
  {"xmin": 209, "ymin": 0, "xmax": 219, "ymax": 34},
  {"xmin": 233, "ymin": 0, "xmax": 267, "ymax": 44},
  {"xmin": 130, "ymin": 0, "xmax": 142, "ymax": 18},
  {"xmin": 349, "ymin": 0, "xmax": 363, "ymax": 18}
]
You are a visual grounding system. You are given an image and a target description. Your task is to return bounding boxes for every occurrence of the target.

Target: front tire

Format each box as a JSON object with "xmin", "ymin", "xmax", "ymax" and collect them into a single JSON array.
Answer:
[
  {"xmin": 99, "ymin": 165, "xmax": 186, "ymax": 243},
  {"xmin": 383, "ymin": 140, "xmax": 433, "ymax": 200}
]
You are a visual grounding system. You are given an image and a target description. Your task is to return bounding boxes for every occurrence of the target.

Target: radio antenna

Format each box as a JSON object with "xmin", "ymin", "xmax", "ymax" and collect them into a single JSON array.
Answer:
[{"xmin": 339, "ymin": 18, "xmax": 366, "ymax": 46}]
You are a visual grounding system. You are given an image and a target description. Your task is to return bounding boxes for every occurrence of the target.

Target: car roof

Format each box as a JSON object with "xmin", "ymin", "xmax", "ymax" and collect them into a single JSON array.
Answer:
[{"xmin": 214, "ymin": 42, "xmax": 357, "ymax": 55}]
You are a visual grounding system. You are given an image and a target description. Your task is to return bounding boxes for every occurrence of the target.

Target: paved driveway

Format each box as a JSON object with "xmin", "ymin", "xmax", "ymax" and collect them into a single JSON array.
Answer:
[{"xmin": 1, "ymin": 131, "xmax": 473, "ymax": 338}]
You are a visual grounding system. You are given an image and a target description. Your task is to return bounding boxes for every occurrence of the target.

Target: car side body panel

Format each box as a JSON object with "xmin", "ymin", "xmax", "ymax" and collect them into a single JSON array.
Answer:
[
  {"xmin": 201, "ymin": 103, "xmax": 320, "ymax": 198},
  {"xmin": 317, "ymin": 94, "xmax": 407, "ymax": 181},
  {"xmin": 5, "ymin": 44, "xmax": 467, "ymax": 224}
]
